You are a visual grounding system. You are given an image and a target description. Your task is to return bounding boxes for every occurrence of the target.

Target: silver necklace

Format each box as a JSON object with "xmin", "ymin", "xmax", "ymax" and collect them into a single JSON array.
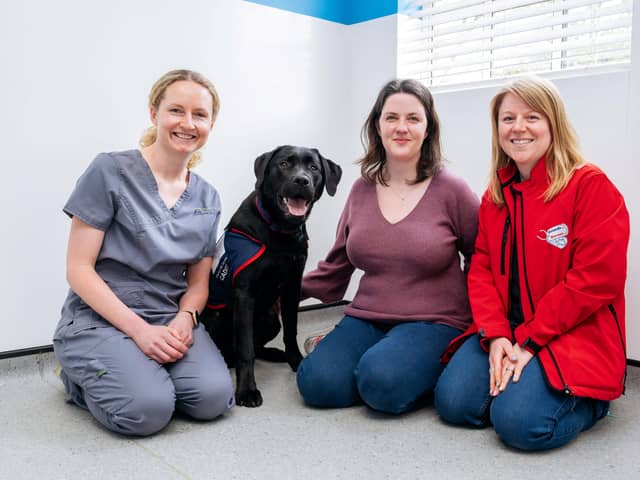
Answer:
[{"xmin": 386, "ymin": 182, "xmax": 416, "ymax": 201}]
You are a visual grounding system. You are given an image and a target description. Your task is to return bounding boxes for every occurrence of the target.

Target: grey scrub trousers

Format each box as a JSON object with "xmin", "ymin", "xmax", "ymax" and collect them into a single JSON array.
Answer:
[{"xmin": 53, "ymin": 150, "xmax": 233, "ymax": 436}]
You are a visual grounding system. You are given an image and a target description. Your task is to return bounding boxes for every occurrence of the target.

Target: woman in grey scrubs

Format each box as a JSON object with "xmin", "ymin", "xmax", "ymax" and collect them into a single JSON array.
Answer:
[{"xmin": 53, "ymin": 69, "xmax": 234, "ymax": 436}]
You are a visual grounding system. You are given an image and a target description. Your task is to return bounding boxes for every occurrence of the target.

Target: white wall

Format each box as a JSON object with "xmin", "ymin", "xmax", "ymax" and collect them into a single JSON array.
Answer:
[
  {"xmin": 627, "ymin": 0, "xmax": 640, "ymax": 362},
  {"xmin": 0, "ymin": 0, "xmax": 350, "ymax": 352},
  {"xmin": 2, "ymin": 1, "xmax": 638, "ymax": 361},
  {"xmin": 303, "ymin": 14, "xmax": 399, "ymax": 302}
]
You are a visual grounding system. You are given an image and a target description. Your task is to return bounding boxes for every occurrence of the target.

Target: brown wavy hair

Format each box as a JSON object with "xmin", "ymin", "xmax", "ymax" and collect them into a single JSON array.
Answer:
[
  {"xmin": 139, "ymin": 69, "xmax": 220, "ymax": 170},
  {"xmin": 359, "ymin": 79, "xmax": 443, "ymax": 185}
]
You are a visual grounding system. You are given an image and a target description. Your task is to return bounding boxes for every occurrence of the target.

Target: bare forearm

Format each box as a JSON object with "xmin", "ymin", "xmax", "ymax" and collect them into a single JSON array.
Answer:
[
  {"xmin": 180, "ymin": 256, "xmax": 213, "ymax": 313},
  {"xmin": 67, "ymin": 265, "xmax": 148, "ymax": 338},
  {"xmin": 178, "ymin": 284, "xmax": 208, "ymax": 313}
]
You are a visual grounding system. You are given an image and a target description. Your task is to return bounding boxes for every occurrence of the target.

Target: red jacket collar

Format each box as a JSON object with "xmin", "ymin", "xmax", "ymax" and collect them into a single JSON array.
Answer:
[{"xmin": 497, "ymin": 154, "xmax": 549, "ymax": 190}]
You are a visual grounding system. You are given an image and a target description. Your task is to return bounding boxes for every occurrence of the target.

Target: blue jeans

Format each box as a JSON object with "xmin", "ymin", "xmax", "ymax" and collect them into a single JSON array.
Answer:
[
  {"xmin": 296, "ymin": 315, "xmax": 460, "ymax": 414},
  {"xmin": 434, "ymin": 335, "xmax": 609, "ymax": 451}
]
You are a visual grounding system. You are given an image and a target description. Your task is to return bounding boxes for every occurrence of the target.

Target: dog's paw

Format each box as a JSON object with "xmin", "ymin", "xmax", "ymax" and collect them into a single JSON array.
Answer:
[
  {"xmin": 236, "ymin": 388, "xmax": 263, "ymax": 408},
  {"xmin": 286, "ymin": 350, "xmax": 303, "ymax": 372},
  {"xmin": 255, "ymin": 346, "xmax": 287, "ymax": 362}
]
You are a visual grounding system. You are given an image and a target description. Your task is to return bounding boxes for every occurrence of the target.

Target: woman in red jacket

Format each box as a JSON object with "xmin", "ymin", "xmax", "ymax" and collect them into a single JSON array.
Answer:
[{"xmin": 434, "ymin": 76, "xmax": 630, "ymax": 451}]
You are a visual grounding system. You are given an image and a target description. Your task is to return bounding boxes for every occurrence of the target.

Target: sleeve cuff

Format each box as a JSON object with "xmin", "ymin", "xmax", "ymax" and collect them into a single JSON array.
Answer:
[
  {"xmin": 477, "ymin": 326, "xmax": 513, "ymax": 351},
  {"xmin": 514, "ymin": 325, "xmax": 544, "ymax": 354},
  {"xmin": 520, "ymin": 337, "xmax": 542, "ymax": 355}
]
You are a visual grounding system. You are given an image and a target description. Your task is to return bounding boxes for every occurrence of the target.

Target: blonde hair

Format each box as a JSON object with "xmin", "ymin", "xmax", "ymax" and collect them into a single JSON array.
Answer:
[
  {"xmin": 488, "ymin": 76, "xmax": 584, "ymax": 206},
  {"xmin": 139, "ymin": 69, "xmax": 220, "ymax": 170}
]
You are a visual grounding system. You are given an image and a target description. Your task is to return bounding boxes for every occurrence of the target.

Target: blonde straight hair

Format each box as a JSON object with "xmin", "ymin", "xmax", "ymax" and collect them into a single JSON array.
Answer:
[
  {"xmin": 488, "ymin": 76, "xmax": 584, "ymax": 206},
  {"xmin": 139, "ymin": 69, "xmax": 220, "ymax": 170}
]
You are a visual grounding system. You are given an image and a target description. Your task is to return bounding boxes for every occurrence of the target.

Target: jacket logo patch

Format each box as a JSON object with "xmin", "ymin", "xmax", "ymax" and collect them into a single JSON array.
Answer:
[{"xmin": 537, "ymin": 223, "xmax": 568, "ymax": 249}]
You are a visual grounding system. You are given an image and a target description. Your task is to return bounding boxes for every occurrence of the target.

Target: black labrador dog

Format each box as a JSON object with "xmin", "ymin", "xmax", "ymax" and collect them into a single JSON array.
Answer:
[{"xmin": 201, "ymin": 145, "xmax": 342, "ymax": 407}]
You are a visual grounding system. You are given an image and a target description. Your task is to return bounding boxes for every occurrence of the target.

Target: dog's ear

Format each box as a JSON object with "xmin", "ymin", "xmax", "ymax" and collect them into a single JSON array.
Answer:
[
  {"xmin": 314, "ymin": 149, "xmax": 342, "ymax": 197},
  {"xmin": 254, "ymin": 146, "xmax": 281, "ymax": 190}
]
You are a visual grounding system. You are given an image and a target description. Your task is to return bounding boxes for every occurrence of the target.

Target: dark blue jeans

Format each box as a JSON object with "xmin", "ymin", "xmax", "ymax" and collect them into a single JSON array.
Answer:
[
  {"xmin": 434, "ymin": 335, "xmax": 609, "ymax": 451},
  {"xmin": 296, "ymin": 315, "xmax": 460, "ymax": 414}
]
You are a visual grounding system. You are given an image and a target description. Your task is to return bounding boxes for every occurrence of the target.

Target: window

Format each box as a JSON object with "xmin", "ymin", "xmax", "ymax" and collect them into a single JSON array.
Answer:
[{"xmin": 398, "ymin": 0, "xmax": 633, "ymax": 89}]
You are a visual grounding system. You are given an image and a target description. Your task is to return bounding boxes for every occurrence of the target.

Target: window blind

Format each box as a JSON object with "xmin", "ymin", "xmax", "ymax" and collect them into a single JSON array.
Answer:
[{"xmin": 398, "ymin": 0, "xmax": 633, "ymax": 88}]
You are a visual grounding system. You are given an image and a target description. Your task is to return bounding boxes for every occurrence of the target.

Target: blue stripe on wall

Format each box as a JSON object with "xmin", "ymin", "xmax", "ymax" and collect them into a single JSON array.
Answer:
[{"xmin": 244, "ymin": 0, "xmax": 397, "ymax": 25}]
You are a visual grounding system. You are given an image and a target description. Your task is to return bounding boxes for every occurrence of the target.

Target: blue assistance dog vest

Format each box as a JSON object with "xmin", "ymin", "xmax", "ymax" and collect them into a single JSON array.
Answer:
[{"xmin": 206, "ymin": 229, "xmax": 266, "ymax": 310}]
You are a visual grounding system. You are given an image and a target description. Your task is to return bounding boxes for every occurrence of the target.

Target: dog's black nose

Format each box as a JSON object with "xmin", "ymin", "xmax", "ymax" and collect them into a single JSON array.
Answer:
[{"xmin": 293, "ymin": 175, "xmax": 310, "ymax": 187}]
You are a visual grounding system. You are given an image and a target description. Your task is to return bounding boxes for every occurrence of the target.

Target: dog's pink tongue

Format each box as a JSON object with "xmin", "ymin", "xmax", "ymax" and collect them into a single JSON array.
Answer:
[{"xmin": 286, "ymin": 198, "xmax": 308, "ymax": 216}]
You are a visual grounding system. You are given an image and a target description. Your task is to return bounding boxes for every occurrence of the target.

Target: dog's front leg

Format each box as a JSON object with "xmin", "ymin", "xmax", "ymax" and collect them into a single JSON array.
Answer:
[
  {"xmin": 233, "ymin": 288, "xmax": 262, "ymax": 407},
  {"xmin": 280, "ymin": 278, "xmax": 303, "ymax": 372}
]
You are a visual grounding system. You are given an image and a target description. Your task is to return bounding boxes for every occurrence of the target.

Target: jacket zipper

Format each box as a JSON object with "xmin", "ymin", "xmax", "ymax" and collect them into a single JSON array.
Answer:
[
  {"xmin": 497, "ymin": 171, "xmax": 515, "ymax": 276},
  {"xmin": 500, "ymin": 216, "xmax": 511, "ymax": 275},
  {"xmin": 516, "ymin": 191, "xmax": 535, "ymax": 313},
  {"xmin": 609, "ymin": 304, "xmax": 627, "ymax": 394},
  {"xmin": 515, "ymin": 189, "xmax": 570, "ymax": 392},
  {"xmin": 546, "ymin": 345, "xmax": 573, "ymax": 395}
]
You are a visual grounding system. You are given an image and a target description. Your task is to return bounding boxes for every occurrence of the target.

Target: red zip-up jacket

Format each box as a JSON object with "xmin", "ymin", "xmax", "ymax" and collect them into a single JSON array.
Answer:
[{"xmin": 443, "ymin": 158, "xmax": 629, "ymax": 400}]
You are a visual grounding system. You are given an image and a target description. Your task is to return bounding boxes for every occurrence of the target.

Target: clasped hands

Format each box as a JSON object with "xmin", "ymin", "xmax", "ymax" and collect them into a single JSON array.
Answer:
[
  {"xmin": 132, "ymin": 312, "xmax": 194, "ymax": 364},
  {"xmin": 488, "ymin": 337, "xmax": 533, "ymax": 396}
]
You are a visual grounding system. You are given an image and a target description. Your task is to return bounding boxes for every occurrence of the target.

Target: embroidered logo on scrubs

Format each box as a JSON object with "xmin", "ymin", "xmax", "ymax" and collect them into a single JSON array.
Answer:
[
  {"xmin": 537, "ymin": 223, "xmax": 569, "ymax": 249},
  {"xmin": 194, "ymin": 207, "xmax": 214, "ymax": 215}
]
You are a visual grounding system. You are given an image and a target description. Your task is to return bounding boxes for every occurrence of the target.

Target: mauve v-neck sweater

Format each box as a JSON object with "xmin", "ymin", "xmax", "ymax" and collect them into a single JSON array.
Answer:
[{"xmin": 302, "ymin": 168, "xmax": 479, "ymax": 331}]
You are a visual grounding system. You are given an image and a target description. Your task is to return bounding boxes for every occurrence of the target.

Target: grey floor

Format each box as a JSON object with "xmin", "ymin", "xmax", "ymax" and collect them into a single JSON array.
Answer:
[{"xmin": 1, "ymin": 306, "xmax": 638, "ymax": 480}]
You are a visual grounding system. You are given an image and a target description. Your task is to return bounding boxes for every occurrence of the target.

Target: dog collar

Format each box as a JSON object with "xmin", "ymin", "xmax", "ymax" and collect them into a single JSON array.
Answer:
[{"xmin": 255, "ymin": 196, "xmax": 305, "ymax": 236}]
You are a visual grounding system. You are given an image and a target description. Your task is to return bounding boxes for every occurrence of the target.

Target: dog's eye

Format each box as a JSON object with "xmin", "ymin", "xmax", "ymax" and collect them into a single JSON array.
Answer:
[
  {"xmin": 309, "ymin": 165, "xmax": 319, "ymax": 171},
  {"xmin": 279, "ymin": 161, "xmax": 289, "ymax": 168}
]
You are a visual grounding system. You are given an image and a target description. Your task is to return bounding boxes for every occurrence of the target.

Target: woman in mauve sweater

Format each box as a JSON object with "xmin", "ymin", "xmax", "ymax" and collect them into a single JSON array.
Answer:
[{"xmin": 295, "ymin": 79, "xmax": 480, "ymax": 414}]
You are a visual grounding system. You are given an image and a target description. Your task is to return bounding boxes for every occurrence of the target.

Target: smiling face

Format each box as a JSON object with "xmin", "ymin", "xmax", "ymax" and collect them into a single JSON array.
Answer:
[
  {"xmin": 497, "ymin": 92, "xmax": 551, "ymax": 179},
  {"xmin": 377, "ymin": 93, "xmax": 428, "ymax": 166},
  {"xmin": 271, "ymin": 147, "xmax": 324, "ymax": 221},
  {"xmin": 255, "ymin": 146, "xmax": 327, "ymax": 226},
  {"xmin": 150, "ymin": 80, "xmax": 214, "ymax": 157}
]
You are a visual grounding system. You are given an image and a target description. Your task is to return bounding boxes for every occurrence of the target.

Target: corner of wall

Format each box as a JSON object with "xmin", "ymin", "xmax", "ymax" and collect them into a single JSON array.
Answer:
[{"xmin": 243, "ymin": 0, "xmax": 398, "ymax": 25}]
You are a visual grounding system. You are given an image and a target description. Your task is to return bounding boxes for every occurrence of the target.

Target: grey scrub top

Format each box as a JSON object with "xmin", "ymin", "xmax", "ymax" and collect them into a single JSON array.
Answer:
[{"xmin": 54, "ymin": 149, "xmax": 220, "ymax": 338}]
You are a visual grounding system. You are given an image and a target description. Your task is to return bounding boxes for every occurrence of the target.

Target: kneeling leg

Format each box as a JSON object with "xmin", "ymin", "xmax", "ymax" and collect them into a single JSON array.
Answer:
[{"xmin": 490, "ymin": 359, "xmax": 609, "ymax": 451}]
